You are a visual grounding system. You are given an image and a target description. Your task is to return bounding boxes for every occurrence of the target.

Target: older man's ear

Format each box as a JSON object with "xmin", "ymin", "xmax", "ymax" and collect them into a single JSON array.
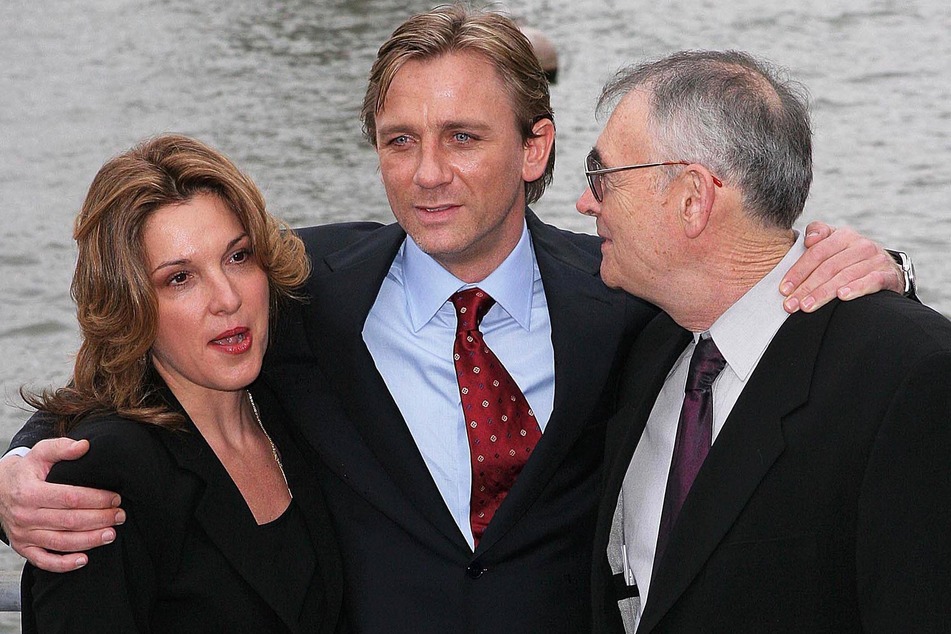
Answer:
[{"xmin": 679, "ymin": 165, "xmax": 721, "ymax": 239}]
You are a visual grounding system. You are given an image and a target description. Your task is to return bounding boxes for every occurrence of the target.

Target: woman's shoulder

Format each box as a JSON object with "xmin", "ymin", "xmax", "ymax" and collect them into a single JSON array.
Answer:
[
  {"xmin": 48, "ymin": 414, "xmax": 182, "ymax": 494},
  {"xmin": 66, "ymin": 412, "xmax": 160, "ymax": 442},
  {"xmin": 66, "ymin": 413, "xmax": 176, "ymax": 463}
]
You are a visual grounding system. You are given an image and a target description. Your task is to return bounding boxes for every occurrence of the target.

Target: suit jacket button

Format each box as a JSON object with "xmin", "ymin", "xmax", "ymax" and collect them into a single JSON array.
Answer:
[{"xmin": 466, "ymin": 563, "xmax": 486, "ymax": 579}]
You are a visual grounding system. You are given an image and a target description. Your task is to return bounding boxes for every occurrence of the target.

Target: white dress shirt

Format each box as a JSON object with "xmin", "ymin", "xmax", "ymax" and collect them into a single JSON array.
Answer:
[
  {"xmin": 363, "ymin": 221, "xmax": 556, "ymax": 550},
  {"xmin": 617, "ymin": 232, "xmax": 805, "ymax": 630}
]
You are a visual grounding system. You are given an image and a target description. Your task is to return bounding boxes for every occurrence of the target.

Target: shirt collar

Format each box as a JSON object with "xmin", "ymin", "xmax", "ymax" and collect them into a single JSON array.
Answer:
[
  {"xmin": 707, "ymin": 231, "xmax": 805, "ymax": 380},
  {"xmin": 402, "ymin": 220, "xmax": 537, "ymax": 332}
]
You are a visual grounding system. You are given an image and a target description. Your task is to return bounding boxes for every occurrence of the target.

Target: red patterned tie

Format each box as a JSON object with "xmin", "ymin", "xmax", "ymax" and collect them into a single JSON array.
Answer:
[
  {"xmin": 653, "ymin": 335, "xmax": 726, "ymax": 570},
  {"xmin": 451, "ymin": 288, "xmax": 542, "ymax": 546}
]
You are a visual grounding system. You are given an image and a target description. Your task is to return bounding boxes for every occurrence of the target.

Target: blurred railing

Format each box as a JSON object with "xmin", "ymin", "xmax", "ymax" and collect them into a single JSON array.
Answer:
[{"xmin": 0, "ymin": 571, "xmax": 18, "ymax": 611}]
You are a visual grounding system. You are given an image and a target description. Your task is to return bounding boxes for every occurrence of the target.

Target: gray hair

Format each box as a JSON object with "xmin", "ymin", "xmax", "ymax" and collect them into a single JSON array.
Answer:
[{"xmin": 598, "ymin": 50, "xmax": 812, "ymax": 229}]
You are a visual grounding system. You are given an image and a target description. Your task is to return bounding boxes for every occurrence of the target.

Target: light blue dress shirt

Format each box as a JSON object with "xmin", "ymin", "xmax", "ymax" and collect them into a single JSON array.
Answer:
[{"xmin": 362, "ymin": 221, "xmax": 555, "ymax": 550}]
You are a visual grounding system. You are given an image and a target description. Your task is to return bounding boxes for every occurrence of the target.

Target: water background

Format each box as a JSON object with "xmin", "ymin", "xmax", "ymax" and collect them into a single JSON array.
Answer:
[{"xmin": 0, "ymin": 0, "xmax": 949, "ymax": 627}]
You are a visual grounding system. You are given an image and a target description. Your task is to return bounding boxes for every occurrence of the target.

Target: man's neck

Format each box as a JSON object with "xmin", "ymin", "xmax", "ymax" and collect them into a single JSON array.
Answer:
[
  {"xmin": 670, "ymin": 227, "xmax": 796, "ymax": 332},
  {"xmin": 408, "ymin": 214, "xmax": 528, "ymax": 284}
]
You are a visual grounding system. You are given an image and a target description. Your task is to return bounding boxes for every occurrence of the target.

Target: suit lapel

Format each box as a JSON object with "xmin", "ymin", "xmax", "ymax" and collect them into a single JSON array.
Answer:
[
  {"xmin": 259, "ymin": 395, "xmax": 343, "ymax": 633},
  {"xmin": 287, "ymin": 215, "xmax": 640, "ymax": 558},
  {"xmin": 605, "ymin": 315, "xmax": 692, "ymax": 492},
  {"xmin": 590, "ymin": 313, "xmax": 689, "ymax": 633},
  {"xmin": 149, "ymin": 391, "xmax": 302, "ymax": 631},
  {"xmin": 477, "ymin": 212, "xmax": 631, "ymax": 553},
  {"xmin": 639, "ymin": 307, "xmax": 835, "ymax": 632},
  {"xmin": 297, "ymin": 223, "xmax": 469, "ymax": 552},
  {"xmin": 595, "ymin": 314, "xmax": 690, "ymax": 607}
]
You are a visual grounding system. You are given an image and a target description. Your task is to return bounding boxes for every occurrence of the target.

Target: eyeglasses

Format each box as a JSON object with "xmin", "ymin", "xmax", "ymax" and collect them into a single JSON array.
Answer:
[{"xmin": 584, "ymin": 150, "xmax": 722, "ymax": 202}]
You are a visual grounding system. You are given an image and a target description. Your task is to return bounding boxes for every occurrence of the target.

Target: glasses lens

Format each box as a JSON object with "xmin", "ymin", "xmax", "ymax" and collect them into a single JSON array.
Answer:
[{"xmin": 585, "ymin": 152, "xmax": 603, "ymax": 202}]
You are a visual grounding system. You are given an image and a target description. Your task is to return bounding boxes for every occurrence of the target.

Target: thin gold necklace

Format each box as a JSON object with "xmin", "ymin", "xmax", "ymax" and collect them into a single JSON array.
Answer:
[{"xmin": 246, "ymin": 391, "xmax": 292, "ymax": 499}]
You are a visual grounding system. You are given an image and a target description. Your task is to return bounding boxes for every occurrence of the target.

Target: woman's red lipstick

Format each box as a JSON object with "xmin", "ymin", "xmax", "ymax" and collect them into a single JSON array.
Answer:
[{"xmin": 210, "ymin": 327, "xmax": 252, "ymax": 354}]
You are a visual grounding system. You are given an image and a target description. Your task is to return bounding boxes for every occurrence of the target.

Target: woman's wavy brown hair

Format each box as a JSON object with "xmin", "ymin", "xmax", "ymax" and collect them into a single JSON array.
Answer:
[{"xmin": 23, "ymin": 134, "xmax": 310, "ymax": 431}]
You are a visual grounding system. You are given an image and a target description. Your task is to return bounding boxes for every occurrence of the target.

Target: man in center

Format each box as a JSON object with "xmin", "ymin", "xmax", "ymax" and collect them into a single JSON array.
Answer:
[{"xmin": 262, "ymin": 15, "xmax": 654, "ymax": 630}]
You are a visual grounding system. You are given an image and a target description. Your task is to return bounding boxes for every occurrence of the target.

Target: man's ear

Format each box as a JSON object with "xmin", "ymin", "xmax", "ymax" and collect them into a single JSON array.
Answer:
[
  {"xmin": 522, "ymin": 118, "xmax": 555, "ymax": 182},
  {"xmin": 679, "ymin": 165, "xmax": 719, "ymax": 239}
]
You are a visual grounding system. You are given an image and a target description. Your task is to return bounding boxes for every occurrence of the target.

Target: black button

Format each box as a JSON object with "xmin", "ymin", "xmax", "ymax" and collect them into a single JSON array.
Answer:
[{"xmin": 466, "ymin": 563, "xmax": 486, "ymax": 579}]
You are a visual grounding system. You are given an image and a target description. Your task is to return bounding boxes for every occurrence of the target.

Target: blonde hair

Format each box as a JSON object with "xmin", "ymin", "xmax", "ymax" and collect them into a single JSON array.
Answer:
[
  {"xmin": 361, "ymin": 3, "xmax": 555, "ymax": 205},
  {"xmin": 24, "ymin": 134, "xmax": 310, "ymax": 430}
]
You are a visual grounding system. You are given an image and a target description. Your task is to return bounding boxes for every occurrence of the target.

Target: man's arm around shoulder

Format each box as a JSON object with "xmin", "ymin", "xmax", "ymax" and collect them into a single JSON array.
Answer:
[{"xmin": 0, "ymin": 411, "xmax": 124, "ymax": 572}]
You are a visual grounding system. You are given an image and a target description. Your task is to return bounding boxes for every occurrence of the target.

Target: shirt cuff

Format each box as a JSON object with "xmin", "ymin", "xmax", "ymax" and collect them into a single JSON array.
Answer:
[{"xmin": 2, "ymin": 447, "xmax": 30, "ymax": 460}]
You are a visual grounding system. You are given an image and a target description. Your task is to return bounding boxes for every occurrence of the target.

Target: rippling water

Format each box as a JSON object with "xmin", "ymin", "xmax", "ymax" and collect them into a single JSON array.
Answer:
[{"xmin": 0, "ymin": 0, "xmax": 948, "ymax": 626}]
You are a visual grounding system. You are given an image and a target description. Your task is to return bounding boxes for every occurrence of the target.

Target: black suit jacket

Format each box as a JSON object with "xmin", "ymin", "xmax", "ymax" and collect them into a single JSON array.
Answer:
[
  {"xmin": 593, "ymin": 293, "xmax": 951, "ymax": 633},
  {"xmin": 20, "ymin": 383, "xmax": 343, "ymax": 633},
  {"xmin": 261, "ymin": 211, "xmax": 657, "ymax": 632}
]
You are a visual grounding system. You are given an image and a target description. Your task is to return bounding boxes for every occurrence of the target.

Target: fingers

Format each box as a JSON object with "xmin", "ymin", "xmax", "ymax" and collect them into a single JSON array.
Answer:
[
  {"xmin": 781, "ymin": 226, "xmax": 896, "ymax": 313},
  {"xmin": 835, "ymin": 265, "xmax": 901, "ymax": 300},
  {"xmin": 29, "ymin": 504, "xmax": 126, "ymax": 531},
  {"xmin": 5, "ymin": 498, "xmax": 124, "ymax": 561},
  {"xmin": 20, "ymin": 545, "xmax": 89, "ymax": 573},
  {"xmin": 780, "ymin": 227, "xmax": 855, "ymax": 311},
  {"xmin": 39, "ymin": 482, "xmax": 122, "ymax": 512},
  {"xmin": 4, "ymin": 480, "xmax": 123, "ymax": 543},
  {"xmin": 6, "ymin": 465, "xmax": 121, "ymax": 515},
  {"xmin": 19, "ymin": 523, "xmax": 118, "ymax": 553},
  {"xmin": 4, "ymin": 489, "xmax": 124, "ymax": 572},
  {"xmin": 6, "ymin": 507, "xmax": 124, "ymax": 574},
  {"xmin": 10, "ymin": 441, "xmax": 121, "ymax": 510},
  {"xmin": 801, "ymin": 220, "xmax": 834, "ymax": 247},
  {"xmin": 0, "ymin": 441, "xmax": 124, "ymax": 572},
  {"xmin": 787, "ymin": 259, "xmax": 878, "ymax": 313}
]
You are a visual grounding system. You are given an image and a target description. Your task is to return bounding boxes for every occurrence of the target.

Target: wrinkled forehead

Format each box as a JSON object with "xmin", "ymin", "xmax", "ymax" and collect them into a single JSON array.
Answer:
[{"xmin": 595, "ymin": 90, "xmax": 654, "ymax": 162}]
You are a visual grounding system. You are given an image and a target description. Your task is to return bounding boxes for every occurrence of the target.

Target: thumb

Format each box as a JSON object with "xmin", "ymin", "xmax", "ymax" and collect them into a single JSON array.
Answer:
[{"xmin": 28, "ymin": 438, "xmax": 90, "ymax": 472}]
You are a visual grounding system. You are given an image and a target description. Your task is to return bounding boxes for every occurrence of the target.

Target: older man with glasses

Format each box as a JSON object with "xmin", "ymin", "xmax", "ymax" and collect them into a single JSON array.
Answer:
[{"xmin": 583, "ymin": 50, "xmax": 950, "ymax": 633}]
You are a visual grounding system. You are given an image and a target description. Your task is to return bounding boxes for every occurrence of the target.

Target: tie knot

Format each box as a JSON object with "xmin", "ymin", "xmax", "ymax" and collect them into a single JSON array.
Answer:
[
  {"xmin": 451, "ymin": 288, "xmax": 496, "ymax": 333},
  {"xmin": 685, "ymin": 336, "xmax": 726, "ymax": 393}
]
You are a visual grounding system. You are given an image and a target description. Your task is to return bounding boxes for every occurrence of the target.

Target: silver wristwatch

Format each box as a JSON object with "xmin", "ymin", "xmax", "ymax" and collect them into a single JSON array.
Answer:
[{"xmin": 887, "ymin": 249, "xmax": 917, "ymax": 299}]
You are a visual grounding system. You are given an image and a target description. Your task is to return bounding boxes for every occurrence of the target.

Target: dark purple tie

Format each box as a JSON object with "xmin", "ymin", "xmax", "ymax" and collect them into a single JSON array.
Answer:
[
  {"xmin": 451, "ymin": 288, "xmax": 542, "ymax": 546},
  {"xmin": 653, "ymin": 336, "xmax": 726, "ymax": 568}
]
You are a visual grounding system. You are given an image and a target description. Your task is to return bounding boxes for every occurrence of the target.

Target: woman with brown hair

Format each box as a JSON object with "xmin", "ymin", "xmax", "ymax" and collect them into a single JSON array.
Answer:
[{"xmin": 19, "ymin": 134, "xmax": 342, "ymax": 632}]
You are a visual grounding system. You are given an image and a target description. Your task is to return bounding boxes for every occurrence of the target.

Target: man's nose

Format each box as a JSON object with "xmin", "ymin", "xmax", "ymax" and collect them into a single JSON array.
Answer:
[{"xmin": 576, "ymin": 185, "xmax": 600, "ymax": 217}]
